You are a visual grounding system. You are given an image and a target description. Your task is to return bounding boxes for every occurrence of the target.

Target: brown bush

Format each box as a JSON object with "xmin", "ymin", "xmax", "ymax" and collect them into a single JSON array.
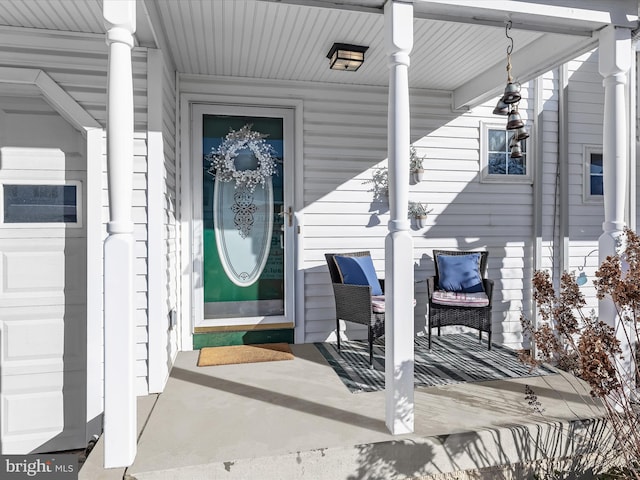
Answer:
[{"xmin": 521, "ymin": 228, "xmax": 640, "ymax": 478}]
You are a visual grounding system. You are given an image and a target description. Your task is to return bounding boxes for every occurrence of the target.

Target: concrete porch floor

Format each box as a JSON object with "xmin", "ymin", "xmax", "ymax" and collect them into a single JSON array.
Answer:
[{"xmin": 81, "ymin": 342, "xmax": 612, "ymax": 480}]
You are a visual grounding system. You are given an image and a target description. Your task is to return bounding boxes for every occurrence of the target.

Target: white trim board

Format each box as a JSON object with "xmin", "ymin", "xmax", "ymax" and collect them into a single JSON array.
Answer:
[{"xmin": 0, "ymin": 67, "xmax": 101, "ymax": 135}]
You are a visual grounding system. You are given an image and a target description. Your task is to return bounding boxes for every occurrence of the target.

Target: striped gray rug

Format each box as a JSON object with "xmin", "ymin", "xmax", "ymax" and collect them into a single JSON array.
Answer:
[{"xmin": 315, "ymin": 333, "xmax": 556, "ymax": 393}]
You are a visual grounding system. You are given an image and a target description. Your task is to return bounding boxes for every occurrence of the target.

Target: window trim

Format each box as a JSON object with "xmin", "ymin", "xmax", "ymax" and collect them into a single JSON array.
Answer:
[
  {"xmin": 583, "ymin": 144, "xmax": 604, "ymax": 204},
  {"xmin": 0, "ymin": 180, "xmax": 83, "ymax": 228},
  {"xmin": 480, "ymin": 121, "xmax": 533, "ymax": 184}
]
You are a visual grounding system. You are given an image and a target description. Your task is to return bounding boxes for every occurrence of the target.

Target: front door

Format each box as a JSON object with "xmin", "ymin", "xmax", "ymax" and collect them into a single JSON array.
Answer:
[{"xmin": 192, "ymin": 105, "xmax": 294, "ymax": 337}]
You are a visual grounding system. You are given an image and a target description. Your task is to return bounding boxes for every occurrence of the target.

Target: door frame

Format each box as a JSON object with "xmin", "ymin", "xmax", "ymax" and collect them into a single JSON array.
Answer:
[{"xmin": 178, "ymin": 94, "xmax": 304, "ymax": 350}]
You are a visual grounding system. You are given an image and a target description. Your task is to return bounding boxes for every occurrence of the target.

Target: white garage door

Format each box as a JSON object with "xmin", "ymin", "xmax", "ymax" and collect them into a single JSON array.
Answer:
[{"xmin": 0, "ymin": 95, "xmax": 87, "ymax": 454}]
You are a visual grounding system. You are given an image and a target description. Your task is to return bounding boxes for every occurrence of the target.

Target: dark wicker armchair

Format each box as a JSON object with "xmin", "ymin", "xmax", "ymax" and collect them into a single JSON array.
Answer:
[
  {"xmin": 426, "ymin": 250, "xmax": 494, "ymax": 349},
  {"xmin": 325, "ymin": 252, "xmax": 385, "ymax": 367}
]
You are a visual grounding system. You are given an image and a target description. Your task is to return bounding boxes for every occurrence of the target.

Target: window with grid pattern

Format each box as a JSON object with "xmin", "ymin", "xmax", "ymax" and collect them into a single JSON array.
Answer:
[
  {"xmin": 583, "ymin": 145, "xmax": 603, "ymax": 203},
  {"xmin": 480, "ymin": 122, "xmax": 532, "ymax": 183}
]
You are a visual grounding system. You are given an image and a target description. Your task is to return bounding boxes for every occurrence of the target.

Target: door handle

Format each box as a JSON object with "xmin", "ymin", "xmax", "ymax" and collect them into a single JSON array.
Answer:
[{"xmin": 279, "ymin": 206, "xmax": 293, "ymax": 227}]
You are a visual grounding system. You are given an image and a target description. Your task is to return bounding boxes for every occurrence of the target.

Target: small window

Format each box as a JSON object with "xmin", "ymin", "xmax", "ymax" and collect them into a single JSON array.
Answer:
[
  {"xmin": 590, "ymin": 154, "xmax": 603, "ymax": 195},
  {"xmin": 481, "ymin": 123, "xmax": 532, "ymax": 183},
  {"xmin": 2, "ymin": 184, "xmax": 79, "ymax": 224},
  {"xmin": 583, "ymin": 145, "xmax": 604, "ymax": 203}
]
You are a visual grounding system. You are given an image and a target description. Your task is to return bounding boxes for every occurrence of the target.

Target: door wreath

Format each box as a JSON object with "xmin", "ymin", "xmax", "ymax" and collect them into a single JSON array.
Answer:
[{"xmin": 205, "ymin": 124, "xmax": 278, "ymax": 192}]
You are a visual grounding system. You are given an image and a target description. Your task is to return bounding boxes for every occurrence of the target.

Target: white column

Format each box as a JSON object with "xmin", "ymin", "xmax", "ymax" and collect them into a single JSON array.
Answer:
[
  {"xmin": 384, "ymin": 0, "xmax": 414, "ymax": 435},
  {"xmin": 598, "ymin": 25, "xmax": 634, "ymax": 395},
  {"xmin": 103, "ymin": 0, "xmax": 137, "ymax": 468}
]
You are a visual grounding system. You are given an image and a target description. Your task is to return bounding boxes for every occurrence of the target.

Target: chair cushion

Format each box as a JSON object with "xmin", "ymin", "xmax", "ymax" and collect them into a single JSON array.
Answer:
[
  {"xmin": 436, "ymin": 253, "xmax": 484, "ymax": 293},
  {"xmin": 371, "ymin": 295, "xmax": 386, "ymax": 313},
  {"xmin": 432, "ymin": 290, "xmax": 490, "ymax": 307},
  {"xmin": 371, "ymin": 295, "xmax": 417, "ymax": 313},
  {"xmin": 334, "ymin": 254, "xmax": 383, "ymax": 296}
]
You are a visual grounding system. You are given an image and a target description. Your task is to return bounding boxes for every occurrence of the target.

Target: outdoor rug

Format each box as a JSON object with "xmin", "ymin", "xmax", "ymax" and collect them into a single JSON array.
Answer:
[
  {"xmin": 197, "ymin": 342, "xmax": 294, "ymax": 367},
  {"xmin": 315, "ymin": 333, "xmax": 557, "ymax": 393}
]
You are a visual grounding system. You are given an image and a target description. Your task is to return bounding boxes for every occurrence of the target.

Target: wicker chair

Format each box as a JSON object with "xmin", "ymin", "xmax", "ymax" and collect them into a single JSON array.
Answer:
[
  {"xmin": 325, "ymin": 252, "xmax": 385, "ymax": 367},
  {"xmin": 426, "ymin": 250, "xmax": 494, "ymax": 349}
]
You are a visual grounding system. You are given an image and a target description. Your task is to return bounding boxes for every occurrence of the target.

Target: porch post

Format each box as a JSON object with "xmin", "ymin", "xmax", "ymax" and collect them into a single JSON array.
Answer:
[
  {"xmin": 103, "ymin": 0, "xmax": 137, "ymax": 468},
  {"xmin": 598, "ymin": 25, "xmax": 634, "ymax": 393},
  {"xmin": 384, "ymin": 0, "xmax": 414, "ymax": 435}
]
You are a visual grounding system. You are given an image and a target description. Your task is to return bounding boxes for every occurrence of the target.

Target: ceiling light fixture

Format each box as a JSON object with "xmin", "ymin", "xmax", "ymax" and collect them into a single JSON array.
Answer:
[{"xmin": 327, "ymin": 43, "xmax": 369, "ymax": 71}]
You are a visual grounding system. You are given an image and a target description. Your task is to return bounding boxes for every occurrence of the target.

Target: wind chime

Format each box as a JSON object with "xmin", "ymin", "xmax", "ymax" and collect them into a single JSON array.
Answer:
[{"xmin": 493, "ymin": 20, "xmax": 529, "ymax": 158}]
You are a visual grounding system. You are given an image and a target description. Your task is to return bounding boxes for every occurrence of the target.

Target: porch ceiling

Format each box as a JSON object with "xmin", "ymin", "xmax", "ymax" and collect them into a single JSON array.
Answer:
[
  {"xmin": 0, "ymin": 0, "xmax": 636, "ymax": 110},
  {"xmin": 143, "ymin": 0, "xmax": 620, "ymax": 108}
]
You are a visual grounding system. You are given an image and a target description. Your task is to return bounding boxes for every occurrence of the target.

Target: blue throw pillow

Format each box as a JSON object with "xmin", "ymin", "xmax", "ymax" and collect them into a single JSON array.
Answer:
[
  {"xmin": 437, "ymin": 253, "xmax": 484, "ymax": 293},
  {"xmin": 334, "ymin": 255, "xmax": 383, "ymax": 296}
]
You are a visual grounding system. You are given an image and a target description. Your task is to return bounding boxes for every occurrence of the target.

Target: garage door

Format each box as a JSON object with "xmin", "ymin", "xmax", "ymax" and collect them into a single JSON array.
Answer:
[{"xmin": 0, "ymin": 95, "xmax": 87, "ymax": 454}]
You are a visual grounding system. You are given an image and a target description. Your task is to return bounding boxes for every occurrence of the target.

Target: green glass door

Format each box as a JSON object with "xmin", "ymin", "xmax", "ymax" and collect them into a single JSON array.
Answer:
[{"xmin": 202, "ymin": 114, "xmax": 285, "ymax": 319}]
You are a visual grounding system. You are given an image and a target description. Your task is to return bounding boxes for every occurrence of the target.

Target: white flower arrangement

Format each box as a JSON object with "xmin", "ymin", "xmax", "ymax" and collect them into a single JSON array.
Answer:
[
  {"xmin": 363, "ymin": 167, "xmax": 389, "ymax": 200},
  {"xmin": 408, "ymin": 201, "xmax": 432, "ymax": 218},
  {"xmin": 409, "ymin": 146, "xmax": 425, "ymax": 172},
  {"xmin": 410, "ymin": 146, "xmax": 426, "ymax": 182},
  {"xmin": 408, "ymin": 201, "xmax": 432, "ymax": 229},
  {"xmin": 206, "ymin": 124, "xmax": 278, "ymax": 192}
]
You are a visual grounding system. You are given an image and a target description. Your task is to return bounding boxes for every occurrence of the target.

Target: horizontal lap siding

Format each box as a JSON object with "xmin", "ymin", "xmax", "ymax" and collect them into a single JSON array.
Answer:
[
  {"xmin": 637, "ymin": 53, "xmax": 640, "ymax": 233},
  {"xmin": 539, "ymin": 69, "xmax": 559, "ymax": 276},
  {"xmin": 411, "ymin": 89, "xmax": 536, "ymax": 349},
  {"xmin": 535, "ymin": 52, "xmax": 604, "ymax": 322},
  {"xmin": 567, "ymin": 50, "xmax": 603, "ymax": 311},
  {"xmin": 291, "ymin": 84, "xmax": 392, "ymax": 344},
  {"xmin": 0, "ymin": 27, "xmax": 151, "ymax": 395},
  {"xmin": 162, "ymin": 56, "xmax": 179, "ymax": 369},
  {"xmin": 102, "ymin": 133, "xmax": 150, "ymax": 395},
  {"xmin": 181, "ymin": 75, "xmax": 540, "ymax": 350}
]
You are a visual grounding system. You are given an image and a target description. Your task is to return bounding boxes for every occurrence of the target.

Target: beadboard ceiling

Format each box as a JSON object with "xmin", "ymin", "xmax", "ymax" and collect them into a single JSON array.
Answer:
[{"xmin": 0, "ymin": 0, "xmax": 634, "ymax": 109}]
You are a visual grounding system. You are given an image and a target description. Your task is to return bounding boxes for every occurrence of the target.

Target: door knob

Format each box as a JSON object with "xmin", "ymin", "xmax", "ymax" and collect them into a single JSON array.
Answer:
[{"xmin": 279, "ymin": 206, "xmax": 293, "ymax": 227}]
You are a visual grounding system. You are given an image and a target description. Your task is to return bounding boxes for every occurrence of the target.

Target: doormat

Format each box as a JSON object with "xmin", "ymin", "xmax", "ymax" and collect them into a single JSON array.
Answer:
[
  {"xmin": 197, "ymin": 342, "xmax": 294, "ymax": 367},
  {"xmin": 315, "ymin": 333, "xmax": 557, "ymax": 393}
]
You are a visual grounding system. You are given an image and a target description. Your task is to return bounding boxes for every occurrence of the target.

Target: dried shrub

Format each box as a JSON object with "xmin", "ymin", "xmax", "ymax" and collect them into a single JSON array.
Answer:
[{"xmin": 521, "ymin": 228, "xmax": 640, "ymax": 479}]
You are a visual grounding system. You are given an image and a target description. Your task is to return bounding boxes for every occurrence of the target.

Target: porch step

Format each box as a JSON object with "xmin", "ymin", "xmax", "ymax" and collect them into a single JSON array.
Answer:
[
  {"xmin": 120, "ymin": 346, "xmax": 616, "ymax": 480},
  {"xmin": 125, "ymin": 416, "xmax": 615, "ymax": 480}
]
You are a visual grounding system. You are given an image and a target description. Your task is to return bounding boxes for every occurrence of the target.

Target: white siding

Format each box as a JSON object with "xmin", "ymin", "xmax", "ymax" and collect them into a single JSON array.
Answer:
[
  {"xmin": 410, "ymin": 84, "xmax": 537, "ymax": 348},
  {"xmin": 147, "ymin": 48, "xmax": 179, "ymax": 392},
  {"xmin": 566, "ymin": 50, "xmax": 604, "ymax": 311},
  {"xmin": 539, "ymin": 68, "xmax": 560, "ymax": 276},
  {"xmin": 101, "ymin": 134, "xmax": 149, "ymax": 394},
  {"xmin": 180, "ymin": 75, "xmax": 540, "ymax": 350},
  {"xmin": 637, "ymin": 49, "xmax": 640, "ymax": 232},
  {"xmin": 0, "ymin": 27, "xmax": 151, "ymax": 395},
  {"xmin": 162, "ymin": 60, "xmax": 178, "ymax": 328},
  {"xmin": 178, "ymin": 52, "xmax": 620, "ymax": 352},
  {"xmin": 528, "ymin": 51, "xmax": 605, "ymax": 326},
  {"xmin": 302, "ymin": 85, "xmax": 399, "ymax": 341}
]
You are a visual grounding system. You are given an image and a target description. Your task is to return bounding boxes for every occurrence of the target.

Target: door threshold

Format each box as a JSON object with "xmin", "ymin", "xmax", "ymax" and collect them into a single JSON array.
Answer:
[
  {"xmin": 193, "ymin": 327, "xmax": 295, "ymax": 349},
  {"xmin": 195, "ymin": 322, "xmax": 294, "ymax": 333}
]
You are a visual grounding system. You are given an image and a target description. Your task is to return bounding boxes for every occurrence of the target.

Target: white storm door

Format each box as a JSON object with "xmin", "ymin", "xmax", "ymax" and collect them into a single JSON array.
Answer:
[{"xmin": 192, "ymin": 105, "xmax": 295, "ymax": 330}]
